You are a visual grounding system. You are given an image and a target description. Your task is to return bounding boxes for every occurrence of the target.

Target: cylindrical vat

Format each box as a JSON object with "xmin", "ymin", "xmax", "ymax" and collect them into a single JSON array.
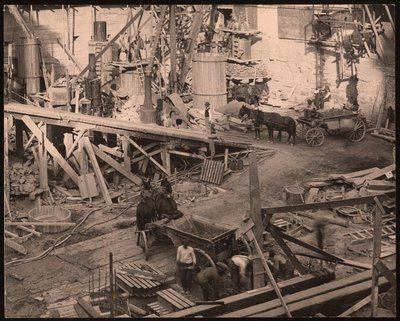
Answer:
[
  {"xmin": 93, "ymin": 21, "xmax": 107, "ymax": 42},
  {"xmin": 28, "ymin": 206, "xmax": 72, "ymax": 234},
  {"xmin": 119, "ymin": 70, "xmax": 144, "ymax": 95},
  {"xmin": 192, "ymin": 53, "xmax": 227, "ymax": 117},
  {"xmin": 285, "ymin": 185, "xmax": 305, "ymax": 205},
  {"xmin": 15, "ymin": 37, "xmax": 41, "ymax": 94}
]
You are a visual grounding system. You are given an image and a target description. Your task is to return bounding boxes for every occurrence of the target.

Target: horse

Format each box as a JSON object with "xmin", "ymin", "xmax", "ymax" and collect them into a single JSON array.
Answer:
[
  {"xmin": 154, "ymin": 178, "xmax": 184, "ymax": 221},
  {"xmin": 238, "ymin": 105, "xmax": 296, "ymax": 145}
]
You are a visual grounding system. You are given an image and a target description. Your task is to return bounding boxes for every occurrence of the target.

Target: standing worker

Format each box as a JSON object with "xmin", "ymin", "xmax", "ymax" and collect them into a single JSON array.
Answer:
[
  {"xmin": 224, "ymin": 255, "xmax": 253, "ymax": 294},
  {"xmin": 204, "ymin": 102, "xmax": 212, "ymax": 134},
  {"xmin": 176, "ymin": 240, "xmax": 196, "ymax": 294},
  {"xmin": 268, "ymin": 249, "xmax": 294, "ymax": 281},
  {"xmin": 253, "ymin": 105, "xmax": 263, "ymax": 140},
  {"xmin": 194, "ymin": 262, "xmax": 228, "ymax": 301}
]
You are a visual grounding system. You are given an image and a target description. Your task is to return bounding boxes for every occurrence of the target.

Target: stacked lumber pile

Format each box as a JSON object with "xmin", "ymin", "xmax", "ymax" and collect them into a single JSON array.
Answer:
[
  {"xmin": 9, "ymin": 161, "xmax": 39, "ymax": 196},
  {"xmin": 370, "ymin": 127, "xmax": 395, "ymax": 143}
]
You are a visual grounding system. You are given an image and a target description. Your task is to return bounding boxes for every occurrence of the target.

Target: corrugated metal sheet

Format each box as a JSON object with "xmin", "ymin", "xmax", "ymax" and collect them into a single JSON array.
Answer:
[{"xmin": 200, "ymin": 159, "xmax": 225, "ymax": 185}]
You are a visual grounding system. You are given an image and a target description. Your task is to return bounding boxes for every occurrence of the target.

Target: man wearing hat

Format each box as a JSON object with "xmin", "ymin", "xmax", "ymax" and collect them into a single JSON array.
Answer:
[
  {"xmin": 204, "ymin": 102, "xmax": 212, "ymax": 134},
  {"xmin": 193, "ymin": 262, "xmax": 228, "ymax": 301}
]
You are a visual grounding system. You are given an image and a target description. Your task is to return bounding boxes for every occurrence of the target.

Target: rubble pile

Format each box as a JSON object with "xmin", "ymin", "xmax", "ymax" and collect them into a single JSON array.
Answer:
[
  {"xmin": 9, "ymin": 161, "xmax": 39, "ymax": 196},
  {"xmin": 226, "ymin": 62, "xmax": 269, "ymax": 79}
]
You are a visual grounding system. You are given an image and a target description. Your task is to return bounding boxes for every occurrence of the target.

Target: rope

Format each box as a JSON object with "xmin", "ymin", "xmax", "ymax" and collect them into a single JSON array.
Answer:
[
  {"xmin": 82, "ymin": 204, "xmax": 132, "ymax": 233},
  {"xmin": 5, "ymin": 205, "xmax": 107, "ymax": 266}
]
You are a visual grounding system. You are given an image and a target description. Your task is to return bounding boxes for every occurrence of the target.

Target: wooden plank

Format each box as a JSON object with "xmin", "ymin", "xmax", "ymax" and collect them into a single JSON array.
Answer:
[
  {"xmin": 374, "ymin": 259, "xmax": 396, "ymax": 289},
  {"xmin": 328, "ymin": 167, "xmax": 379, "ymax": 179},
  {"xmin": 253, "ymin": 275, "xmax": 393, "ymax": 317},
  {"xmin": 352, "ymin": 165, "xmax": 396, "ymax": 186},
  {"xmin": 5, "ymin": 238, "xmax": 27, "ymax": 255},
  {"xmin": 262, "ymin": 195, "xmax": 381, "ymax": 216},
  {"xmin": 125, "ymin": 136, "xmax": 169, "ymax": 176},
  {"xmin": 163, "ymin": 270, "xmax": 335, "ymax": 318},
  {"xmin": 168, "ymin": 149, "xmax": 205, "ymax": 159},
  {"xmin": 157, "ymin": 290, "xmax": 185, "ymax": 311},
  {"xmin": 99, "ymin": 144, "xmax": 124, "ymax": 158},
  {"xmin": 5, "ymin": 230, "xmax": 20, "ymax": 238},
  {"xmin": 21, "ymin": 116, "xmax": 79, "ymax": 186},
  {"xmin": 6, "ymin": 222, "xmax": 76, "ymax": 227},
  {"xmin": 164, "ymin": 288, "xmax": 192, "ymax": 308},
  {"xmin": 246, "ymin": 228, "xmax": 292, "ymax": 317},
  {"xmin": 166, "ymin": 288, "xmax": 195, "ymax": 307},
  {"xmin": 383, "ymin": 5, "xmax": 395, "ymax": 31},
  {"xmin": 65, "ymin": 130, "xmax": 86, "ymax": 160},
  {"xmin": 91, "ymin": 142, "xmax": 141, "ymax": 185},
  {"xmin": 224, "ymin": 265, "xmax": 393, "ymax": 318},
  {"xmin": 77, "ymin": 173, "xmax": 99, "ymax": 199},
  {"xmin": 15, "ymin": 225, "xmax": 42, "ymax": 237},
  {"xmin": 338, "ymin": 295, "xmax": 371, "ymax": 317},
  {"xmin": 74, "ymin": 303, "xmax": 91, "ymax": 318},
  {"xmin": 121, "ymin": 136, "xmax": 131, "ymax": 170},
  {"xmin": 81, "ymin": 137, "xmax": 112, "ymax": 204},
  {"xmin": 76, "ymin": 296, "xmax": 101, "ymax": 318},
  {"xmin": 371, "ymin": 196, "xmax": 383, "ymax": 317},
  {"xmin": 121, "ymin": 267, "xmax": 166, "ymax": 283}
]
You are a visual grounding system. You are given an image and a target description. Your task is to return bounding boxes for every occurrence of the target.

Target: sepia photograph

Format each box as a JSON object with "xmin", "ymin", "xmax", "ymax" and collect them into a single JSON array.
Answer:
[{"xmin": 3, "ymin": 3, "xmax": 396, "ymax": 318}]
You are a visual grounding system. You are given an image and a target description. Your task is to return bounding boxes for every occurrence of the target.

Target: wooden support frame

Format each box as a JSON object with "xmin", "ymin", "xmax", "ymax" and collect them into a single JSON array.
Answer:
[
  {"xmin": 374, "ymin": 259, "xmax": 396, "ymax": 289},
  {"xmin": 132, "ymin": 148, "xmax": 164, "ymax": 164},
  {"xmin": 371, "ymin": 196, "xmax": 383, "ymax": 317},
  {"xmin": 81, "ymin": 137, "xmax": 112, "ymax": 204},
  {"xmin": 65, "ymin": 129, "xmax": 87, "ymax": 160},
  {"xmin": 72, "ymin": 6, "xmax": 150, "ymax": 82},
  {"xmin": 125, "ymin": 135, "xmax": 170, "ymax": 176},
  {"xmin": 91, "ymin": 142, "xmax": 141, "ymax": 185},
  {"xmin": 21, "ymin": 116, "xmax": 79, "ymax": 186},
  {"xmin": 23, "ymin": 121, "xmax": 44, "ymax": 153},
  {"xmin": 364, "ymin": 5, "xmax": 387, "ymax": 64},
  {"xmin": 98, "ymin": 144, "xmax": 123, "ymax": 158}
]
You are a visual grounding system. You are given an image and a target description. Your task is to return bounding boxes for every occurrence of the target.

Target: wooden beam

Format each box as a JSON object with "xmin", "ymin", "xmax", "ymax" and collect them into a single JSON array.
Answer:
[
  {"xmin": 262, "ymin": 195, "xmax": 382, "ymax": 216},
  {"xmin": 23, "ymin": 121, "xmax": 44, "ymax": 152},
  {"xmin": 121, "ymin": 136, "xmax": 131, "ymax": 170},
  {"xmin": 364, "ymin": 5, "xmax": 387, "ymax": 64},
  {"xmin": 170, "ymin": 5, "xmax": 177, "ymax": 93},
  {"xmin": 268, "ymin": 224, "xmax": 310, "ymax": 275},
  {"xmin": 78, "ymin": 139, "xmax": 88, "ymax": 174},
  {"xmin": 371, "ymin": 196, "xmax": 383, "ymax": 317},
  {"xmin": 125, "ymin": 135, "xmax": 170, "ymax": 176},
  {"xmin": 15, "ymin": 225, "xmax": 42, "ymax": 237},
  {"xmin": 338, "ymin": 295, "xmax": 371, "ymax": 317},
  {"xmin": 6, "ymin": 222, "xmax": 76, "ymax": 227},
  {"xmin": 91, "ymin": 142, "xmax": 141, "ymax": 185},
  {"xmin": 38, "ymin": 123, "xmax": 48, "ymax": 190},
  {"xmin": 168, "ymin": 149, "xmax": 205, "ymax": 159},
  {"xmin": 224, "ymin": 148, "xmax": 229, "ymax": 171},
  {"xmin": 21, "ymin": 115, "xmax": 79, "ymax": 186},
  {"xmin": 383, "ymin": 5, "xmax": 394, "ymax": 31},
  {"xmin": 65, "ymin": 129, "xmax": 87, "ymax": 160},
  {"xmin": 290, "ymin": 211, "xmax": 349, "ymax": 227},
  {"xmin": 98, "ymin": 144, "xmax": 123, "ymax": 158},
  {"xmin": 56, "ymin": 38, "xmax": 83, "ymax": 71},
  {"xmin": 6, "ymin": 5, "xmax": 35, "ymax": 38},
  {"xmin": 76, "ymin": 296, "xmax": 101, "ymax": 318},
  {"xmin": 81, "ymin": 137, "xmax": 112, "ymax": 204},
  {"xmin": 246, "ymin": 228, "xmax": 292, "ymax": 317},
  {"xmin": 248, "ymin": 152, "xmax": 265, "ymax": 289},
  {"xmin": 164, "ymin": 270, "xmax": 335, "ymax": 318},
  {"xmin": 374, "ymin": 259, "xmax": 396, "ymax": 289},
  {"xmin": 5, "ymin": 238, "xmax": 27, "ymax": 255},
  {"xmin": 132, "ymin": 148, "xmax": 164, "ymax": 164},
  {"xmin": 72, "ymin": 6, "xmax": 150, "ymax": 82}
]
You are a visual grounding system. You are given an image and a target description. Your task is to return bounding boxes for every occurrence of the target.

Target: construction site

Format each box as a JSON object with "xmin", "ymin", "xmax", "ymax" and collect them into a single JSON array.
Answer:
[{"xmin": 3, "ymin": 3, "xmax": 396, "ymax": 318}]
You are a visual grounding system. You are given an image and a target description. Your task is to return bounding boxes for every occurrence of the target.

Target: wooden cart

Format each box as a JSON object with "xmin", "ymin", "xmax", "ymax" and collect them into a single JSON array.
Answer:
[
  {"xmin": 137, "ymin": 214, "xmax": 238, "ymax": 265},
  {"xmin": 296, "ymin": 109, "xmax": 367, "ymax": 147}
]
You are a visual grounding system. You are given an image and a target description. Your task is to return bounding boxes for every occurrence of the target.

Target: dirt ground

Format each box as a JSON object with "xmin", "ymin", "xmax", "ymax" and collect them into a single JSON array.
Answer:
[{"xmin": 4, "ymin": 129, "xmax": 395, "ymax": 317}]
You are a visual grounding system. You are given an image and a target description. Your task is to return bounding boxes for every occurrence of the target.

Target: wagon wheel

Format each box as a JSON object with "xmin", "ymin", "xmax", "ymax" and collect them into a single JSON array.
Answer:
[
  {"xmin": 348, "ymin": 117, "xmax": 366, "ymax": 142},
  {"xmin": 296, "ymin": 121, "xmax": 310, "ymax": 139},
  {"xmin": 137, "ymin": 231, "xmax": 149, "ymax": 261},
  {"xmin": 305, "ymin": 127, "xmax": 325, "ymax": 147}
]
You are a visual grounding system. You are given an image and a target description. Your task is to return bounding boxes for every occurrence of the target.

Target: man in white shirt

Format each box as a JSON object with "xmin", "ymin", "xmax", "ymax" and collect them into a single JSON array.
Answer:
[
  {"xmin": 176, "ymin": 240, "xmax": 196, "ymax": 294},
  {"xmin": 225, "ymin": 255, "xmax": 252, "ymax": 294}
]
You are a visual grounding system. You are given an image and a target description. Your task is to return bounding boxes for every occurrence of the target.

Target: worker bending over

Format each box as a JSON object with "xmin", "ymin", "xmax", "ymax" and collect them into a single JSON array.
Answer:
[
  {"xmin": 268, "ymin": 249, "xmax": 294, "ymax": 281},
  {"xmin": 224, "ymin": 255, "xmax": 253, "ymax": 294},
  {"xmin": 193, "ymin": 262, "xmax": 228, "ymax": 301}
]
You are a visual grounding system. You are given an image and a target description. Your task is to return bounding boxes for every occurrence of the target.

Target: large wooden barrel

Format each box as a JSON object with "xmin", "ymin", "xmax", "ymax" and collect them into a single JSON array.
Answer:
[
  {"xmin": 192, "ymin": 53, "xmax": 227, "ymax": 118},
  {"xmin": 28, "ymin": 205, "xmax": 72, "ymax": 234},
  {"xmin": 119, "ymin": 70, "xmax": 144, "ymax": 95},
  {"xmin": 15, "ymin": 37, "xmax": 41, "ymax": 94}
]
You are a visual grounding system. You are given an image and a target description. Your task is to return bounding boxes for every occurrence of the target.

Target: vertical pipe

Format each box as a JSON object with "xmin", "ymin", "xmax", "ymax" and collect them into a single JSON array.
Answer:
[
  {"xmin": 109, "ymin": 253, "xmax": 114, "ymax": 318},
  {"xmin": 170, "ymin": 5, "xmax": 177, "ymax": 93}
]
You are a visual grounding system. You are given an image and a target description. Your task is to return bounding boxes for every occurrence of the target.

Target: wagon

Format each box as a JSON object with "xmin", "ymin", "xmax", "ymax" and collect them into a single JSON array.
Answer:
[
  {"xmin": 296, "ymin": 109, "xmax": 367, "ymax": 147},
  {"xmin": 136, "ymin": 214, "xmax": 238, "ymax": 265}
]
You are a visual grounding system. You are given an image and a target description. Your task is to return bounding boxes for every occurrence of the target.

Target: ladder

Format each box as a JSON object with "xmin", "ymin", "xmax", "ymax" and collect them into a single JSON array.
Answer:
[
  {"xmin": 344, "ymin": 222, "xmax": 396, "ymax": 245},
  {"xmin": 133, "ymin": 56, "xmax": 145, "ymax": 88}
]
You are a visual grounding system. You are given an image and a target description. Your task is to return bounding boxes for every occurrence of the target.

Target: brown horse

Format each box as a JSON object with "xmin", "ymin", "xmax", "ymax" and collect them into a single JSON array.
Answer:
[{"xmin": 239, "ymin": 106, "xmax": 296, "ymax": 145}]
